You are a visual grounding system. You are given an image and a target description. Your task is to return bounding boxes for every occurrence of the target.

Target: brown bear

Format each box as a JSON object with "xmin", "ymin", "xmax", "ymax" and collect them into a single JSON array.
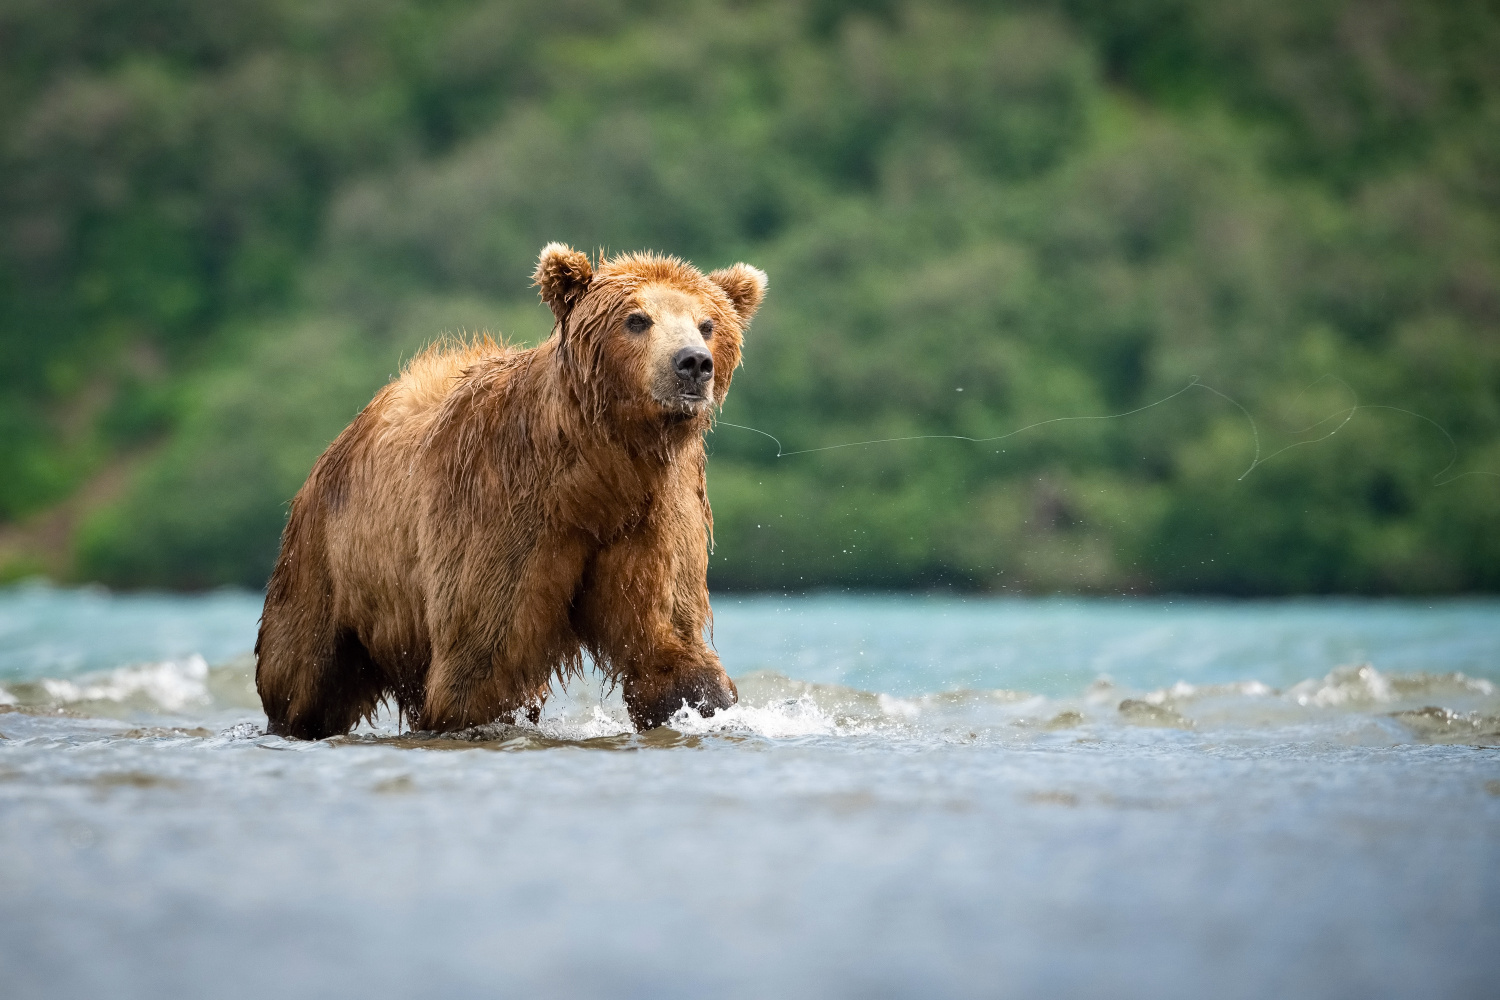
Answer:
[{"xmin": 254, "ymin": 243, "xmax": 766, "ymax": 738}]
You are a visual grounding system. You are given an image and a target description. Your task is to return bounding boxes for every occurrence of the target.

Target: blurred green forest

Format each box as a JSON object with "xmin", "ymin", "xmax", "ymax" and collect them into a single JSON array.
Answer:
[{"xmin": 1, "ymin": 0, "xmax": 1498, "ymax": 593}]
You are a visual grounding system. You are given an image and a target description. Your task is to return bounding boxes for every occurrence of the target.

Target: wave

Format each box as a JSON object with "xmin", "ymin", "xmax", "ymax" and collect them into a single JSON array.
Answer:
[
  {"xmin": 0, "ymin": 652, "xmax": 261, "ymax": 719},
  {"xmin": 366, "ymin": 664, "xmax": 1500, "ymax": 747},
  {"xmin": 2, "ymin": 656, "xmax": 1497, "ymax": 747}
]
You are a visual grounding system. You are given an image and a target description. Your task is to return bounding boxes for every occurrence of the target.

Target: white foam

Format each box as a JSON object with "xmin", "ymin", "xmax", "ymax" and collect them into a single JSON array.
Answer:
[
  {"xmin": 537, "ymin": 705, "xmax": 633, "ymax": 740},
  {"xmin": 218, "ymin": 722, "xmax": 265, "ymax": 741},
  {"xmin": 1288, "ymin": 663, "xmax": 1496, "ymax": 708},
  {"xmin": 1289, "ymin": 663, "xmax": 1390, "ymax": 706},
  {"xmin": 39, "ymin": 655, "xmax": 211, "ymax": 713},
  {"xmin": 876, "ymin": 693, "xmax": 921, "ymax": 719},
  {"xmin": 1140, "ymin": 679, "xmax": 1276, "ymax": 706},
  {"xmin": 668, "ymin": 694, "xmax": 844, "ymax": 738}
]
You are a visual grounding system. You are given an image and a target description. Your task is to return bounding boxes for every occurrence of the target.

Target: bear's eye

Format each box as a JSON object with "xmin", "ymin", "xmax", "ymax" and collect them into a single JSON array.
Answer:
[
  {"xmin": 698, "ymin": 319, "xmax": 714, "ymax": 338},
  {"xmin": 625, "ymin": 312, "xmax": 652, "ymax": 334}
]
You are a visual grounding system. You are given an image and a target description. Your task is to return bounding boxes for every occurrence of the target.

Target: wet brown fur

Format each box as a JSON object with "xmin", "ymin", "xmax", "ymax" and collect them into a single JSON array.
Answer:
[{"xmin": 255, "ymin": 245, "xmax": 766, "ymax": 738}]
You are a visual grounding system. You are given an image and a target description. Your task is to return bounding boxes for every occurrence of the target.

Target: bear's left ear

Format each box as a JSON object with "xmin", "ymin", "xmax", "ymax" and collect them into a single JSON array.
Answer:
[
  {"xmin": 534, "ymin": 242, "xmax": 594, "ymax": 325},
  {"xmin": 709, "ymin": 263, "xmax": 768, "ymax": 323}
]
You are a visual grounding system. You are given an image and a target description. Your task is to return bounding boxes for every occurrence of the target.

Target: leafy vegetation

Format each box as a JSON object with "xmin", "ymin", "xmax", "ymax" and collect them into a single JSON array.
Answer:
[{"xmin": 2, "ymin": 0, "xmax": 1497, "ymax": 593}]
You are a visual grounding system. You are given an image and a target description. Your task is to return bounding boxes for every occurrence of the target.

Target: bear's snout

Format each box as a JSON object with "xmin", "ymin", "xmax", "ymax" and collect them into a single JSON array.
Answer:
[{"xmin": 672, "ymin": 346, "xmax": 714, "ymax": 394}]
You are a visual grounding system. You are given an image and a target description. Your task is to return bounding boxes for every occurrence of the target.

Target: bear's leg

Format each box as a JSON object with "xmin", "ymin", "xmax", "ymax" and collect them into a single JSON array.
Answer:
[
  {"xmin": 304, "ymin": 627, "xmax": 386, "ymax": 738},
  {"xmin": 617, "ymin": 647, "xmax": 736, "ymax": 732},
  {"xmin": 256, "ymin": 500, "xmax": 387, "ymax": 739},
  {"xmin": 416, "ymin": 537, "xmax": 591, "ymax": 733},
  {"xmin": 258, "ymin": 619, "xmax": 386, "ymax": 740},
  {"xmin": 418, "ymin": 634, "xmax": 561, "ymax": 732},
  {"xmin": 574, "ymin": 523, "xmax": 736, "ymax": 731},
  {"xmin": 416, "ymin": 643, "xmax": 497, "ymax": 733}
]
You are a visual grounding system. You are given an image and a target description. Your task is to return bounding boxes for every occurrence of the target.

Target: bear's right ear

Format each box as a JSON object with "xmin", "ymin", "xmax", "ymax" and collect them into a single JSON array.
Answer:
[
  {"xmin": 533, "ymin": 242, "xmax": 594, "ymax": 324},
  {"xmin": 709, "ymin": 263, "xmax": 768, "ymax": 324}
]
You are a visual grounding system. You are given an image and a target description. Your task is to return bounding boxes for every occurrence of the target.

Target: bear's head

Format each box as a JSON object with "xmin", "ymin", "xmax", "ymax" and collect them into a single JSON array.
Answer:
[{"xmin": 533, "ymin": 243, "xmax": 766, "ymax": 431}]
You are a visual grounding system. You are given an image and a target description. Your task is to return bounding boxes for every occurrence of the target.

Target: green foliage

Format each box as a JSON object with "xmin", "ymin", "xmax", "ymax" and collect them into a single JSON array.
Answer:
[
  {"xmin": 0, "ymin": 0, "xmax": 1496, "ymax": 592},
  {"xmin": 71, "ymin": 318, "xmax": 381, "ymax": 588}
]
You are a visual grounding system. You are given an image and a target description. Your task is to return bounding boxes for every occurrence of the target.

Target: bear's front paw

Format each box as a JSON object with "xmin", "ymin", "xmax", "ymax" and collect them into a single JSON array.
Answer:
[{"xmin": 624, "ymin": 670, "xmax": 737, "ymax": 731}]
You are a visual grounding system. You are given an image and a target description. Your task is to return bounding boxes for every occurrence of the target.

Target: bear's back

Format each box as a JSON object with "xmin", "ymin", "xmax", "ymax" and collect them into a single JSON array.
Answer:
[{"xmin": 369, "ymin": 336, "xmax": 516, "ymax": 449}]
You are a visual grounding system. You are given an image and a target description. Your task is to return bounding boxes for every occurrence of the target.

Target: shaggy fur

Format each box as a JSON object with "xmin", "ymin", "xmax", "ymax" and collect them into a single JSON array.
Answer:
[{"xmin": 255, "ymin": 244, "xmax": 766, "ymax": 738}]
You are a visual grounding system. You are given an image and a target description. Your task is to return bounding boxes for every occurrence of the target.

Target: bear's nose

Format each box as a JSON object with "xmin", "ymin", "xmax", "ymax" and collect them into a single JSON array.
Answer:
[{"xmin": 673, "ymin": 346, "xmax": 714, "ymax": 383}]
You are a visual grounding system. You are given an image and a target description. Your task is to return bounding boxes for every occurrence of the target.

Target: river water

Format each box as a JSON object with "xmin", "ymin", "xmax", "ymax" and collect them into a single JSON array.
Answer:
[{"xmin": 1, "ymin": 583, "xmax": 1497, "ymax": 999}]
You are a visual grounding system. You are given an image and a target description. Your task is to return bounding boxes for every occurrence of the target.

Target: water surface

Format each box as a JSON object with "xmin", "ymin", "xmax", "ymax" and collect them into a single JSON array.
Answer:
[{"xmin": 1, "ymin": 584, "xmax": 1497, "ymax": 999}]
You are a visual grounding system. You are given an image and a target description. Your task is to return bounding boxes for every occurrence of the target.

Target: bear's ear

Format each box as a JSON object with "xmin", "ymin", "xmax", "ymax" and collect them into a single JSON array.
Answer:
[
  {"xmin": 709, "ymin": 263, "xmax": 768, "ymax": 324},
  {"xmin": 533, "ymin": 242, "xmax": 594, "ymax": 324}
]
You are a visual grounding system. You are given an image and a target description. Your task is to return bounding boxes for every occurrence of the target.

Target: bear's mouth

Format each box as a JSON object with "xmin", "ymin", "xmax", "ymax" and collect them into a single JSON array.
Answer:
[
  {"xmin": 665, "ymin": 393, "xmax": 710, "ymax": 417},
  {"xmin": 653, "ymin": 385, "xmax": 713, "ymax": 414}
]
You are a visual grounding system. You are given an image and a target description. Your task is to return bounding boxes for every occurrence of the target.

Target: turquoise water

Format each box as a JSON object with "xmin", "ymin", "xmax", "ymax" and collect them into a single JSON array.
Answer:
[{"xmin": 1, "ymin": 583, "xmax": 1497, "ymax": 998}]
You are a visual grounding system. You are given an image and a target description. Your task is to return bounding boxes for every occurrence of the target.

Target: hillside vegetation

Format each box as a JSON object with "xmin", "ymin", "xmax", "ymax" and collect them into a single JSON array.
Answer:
[{"xmin": 2, "ymin": 0, "xmax": 1498, "ymax": 593}]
